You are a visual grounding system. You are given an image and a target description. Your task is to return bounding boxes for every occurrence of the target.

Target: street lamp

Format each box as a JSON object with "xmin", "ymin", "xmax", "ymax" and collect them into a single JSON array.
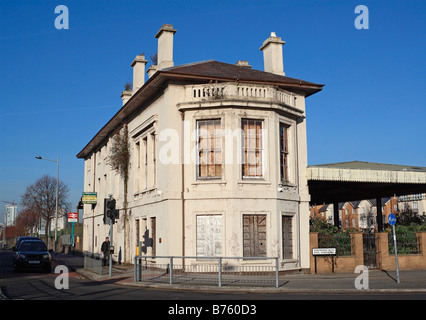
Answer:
[{"xmin": 35, "ymin": 155, "xmax": 59, "ymax": 253}]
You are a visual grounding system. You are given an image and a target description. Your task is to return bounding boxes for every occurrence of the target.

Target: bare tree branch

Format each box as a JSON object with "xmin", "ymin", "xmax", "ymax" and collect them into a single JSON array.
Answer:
[{"xmin": 20, "ymin": 175, "xmax": 70, "ymax": 238}]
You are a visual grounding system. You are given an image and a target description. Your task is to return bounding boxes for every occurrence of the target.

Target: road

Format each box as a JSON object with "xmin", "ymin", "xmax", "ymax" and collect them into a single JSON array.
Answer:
[{"xmin": 1, "ymin": 250, "xmax": 425, "ymax": 303}]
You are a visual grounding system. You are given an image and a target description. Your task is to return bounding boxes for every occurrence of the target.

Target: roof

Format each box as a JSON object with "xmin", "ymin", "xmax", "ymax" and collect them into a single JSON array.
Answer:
[
  {"xmin": 77, "ymin": 60, "xmax": 323, "ymax": 159},
  {"xmin": 307, "ymin": 161, "xmax": 426, "ymax": 204},
  {"xmin": 309, "ymin": 161, "xmax": 426, "ymax": 173},
  {"xmin": 161, "ymin": 60, "xmax": 324, "ymax": 96}
]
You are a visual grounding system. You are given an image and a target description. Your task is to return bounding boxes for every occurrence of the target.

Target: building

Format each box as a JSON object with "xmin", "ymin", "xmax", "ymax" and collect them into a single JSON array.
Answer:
[
  {"xmin": 77, "ymin": 24, "xmax": 323, "ymax": 271},
  {"xmin": 310, "ymin": 194, "xmax": 425, "ymax": 232},
  {"xmin": 5, "ymin": 204, "xmax": 17, "ymax": 226},
  {"xmin": 398, "ymin": 193, "xmax": 426, "ymax": 216}
]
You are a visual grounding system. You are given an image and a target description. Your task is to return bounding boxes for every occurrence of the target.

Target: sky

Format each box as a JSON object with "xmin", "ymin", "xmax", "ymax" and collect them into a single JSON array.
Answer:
[{"xmin": 0, "ymin": 0, "xmax": 425, "ymax": 222}]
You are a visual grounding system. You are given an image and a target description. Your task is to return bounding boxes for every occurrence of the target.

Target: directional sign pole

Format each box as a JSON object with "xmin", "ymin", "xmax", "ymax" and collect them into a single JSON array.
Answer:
[
  {"xmin": 388, "ymin": 213, "xmax": 400, "ymax": 283},
  {"xmin": 71, "ymin": 222, "xmax": 74, "ymax": 247}
]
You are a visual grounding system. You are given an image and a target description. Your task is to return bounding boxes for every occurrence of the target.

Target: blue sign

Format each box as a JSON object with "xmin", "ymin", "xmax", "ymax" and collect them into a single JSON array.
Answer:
[{"xmin": 388, "ymin": 213, "xmax": 396, "ymax": 226}]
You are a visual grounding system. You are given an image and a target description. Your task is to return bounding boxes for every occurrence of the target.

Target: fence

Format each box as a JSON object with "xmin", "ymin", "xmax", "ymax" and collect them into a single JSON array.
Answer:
[
  {"xmin": 388, "ymin": 232, "xmax": 421, "ymax": 254},
  {"xmin": 318, "ymin": 233, "xmax": 352, "ymax": 256},
  {"xmin": 83, "ymin": 252, "xmax": 105, "ymax": 275},
  {"xmin": 134, "ymin": 256, "xmax": 280, "ymax": 287},
  {"xmin": 310, "ymin": 232, "xmax": 426, "ymax": 273}
]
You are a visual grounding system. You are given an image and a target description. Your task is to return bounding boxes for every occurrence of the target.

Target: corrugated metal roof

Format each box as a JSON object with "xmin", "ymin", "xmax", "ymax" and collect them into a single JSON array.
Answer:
[{"xmin": 309, "ymin": 161, "xmax": 426, "ymax": 172}]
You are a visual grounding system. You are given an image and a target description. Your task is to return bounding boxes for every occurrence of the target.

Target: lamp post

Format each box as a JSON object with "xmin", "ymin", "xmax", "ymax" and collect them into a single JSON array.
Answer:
[{"xmin": 35, "ymin": 155, "xmax": 59, "ymax": 253}]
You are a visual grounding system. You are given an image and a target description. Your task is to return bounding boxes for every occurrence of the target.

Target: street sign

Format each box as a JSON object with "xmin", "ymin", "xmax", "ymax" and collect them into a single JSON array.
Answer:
[
  {"xmin": 388, "ymin": 213, "xmax": 396, "ymax": 226},
  {"xmin": 82, "ymin": 192, "xmax": 97, "ymax": 204},
  {"xmin": 388, "ymin": 212, "xmax": 400, "ymax": 283},
  {"xmin": 68, "ymin": 212, "xmax": 78, "ymax": 223},
  {"xmin": 312, "ymin": 248, "xmax": 336, "ymax": 255}
]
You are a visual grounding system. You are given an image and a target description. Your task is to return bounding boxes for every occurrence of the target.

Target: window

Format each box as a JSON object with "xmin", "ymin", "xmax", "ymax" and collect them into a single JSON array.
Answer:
[
  {"xmin": 282, "ymin": 216, "xmax": 293, "ymax": 260},
  {"xmin": 413, "ymin": 202, "xmax": 418, "ymax": 212},
  {"xmin": 196, "ymin": 215, "xmax": 222, "ymax": 257},
  {"xmin": 143, "ymin": 137, "xmax": 148, "ymax": 188},
  {"xmin": 243, "ymin": 214, "xmax": 266, "ymax": 257},
  {"xmin": 197, "ymin": 119, "xmax": 222, "ymax": 179},
  {"xmin": 150, "ymin": 217, "xmax": 156, "ymax": 256},
  {"xmin": 151, "ymin": 133, "xmax": 156, "ymax": 186},
  {"xmin": 279, "ymin": 123, "xmax": 289, "ymax": 182},
  {"xmin": 242, "ymin": 119, "xmax": 263, "ymax": 178}
]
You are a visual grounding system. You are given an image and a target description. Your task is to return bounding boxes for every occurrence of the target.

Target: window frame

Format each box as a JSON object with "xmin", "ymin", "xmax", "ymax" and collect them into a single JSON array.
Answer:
[
  {"xmin": 279, "ymin": 122, "xmax": 289, "ymax": 183},
  {"xmin": 241, "ymin": 119, "xmax": 264, "ymax": 179},
  {"xmin": 196, "ymin": 119, "xmax": 223, "ymax": 180}
]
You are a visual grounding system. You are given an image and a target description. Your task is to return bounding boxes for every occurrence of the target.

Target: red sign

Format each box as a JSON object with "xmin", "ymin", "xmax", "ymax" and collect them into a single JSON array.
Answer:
[{"xmin": 68, "ymin": 212, "xmax": 78, "ymax": 223}]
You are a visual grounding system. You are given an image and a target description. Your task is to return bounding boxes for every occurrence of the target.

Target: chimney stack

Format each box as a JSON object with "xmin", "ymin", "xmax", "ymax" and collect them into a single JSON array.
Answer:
[
  {"xmin": 131, "ymin": 54, "xmax": 148, "ymax": 94},
  {"xmin": 259, "ymin": 32, "xmax": 285, "ymax": 76},
  {"xmin": 155, "ymin": 24, "xmax": 177, "ymax": 70},
  {"xmin": 121, "ymin": 89, "xmax": 132, "ymax": 105},
  {"xmin": 235, "ymin": 60, "xmax": 252, "ymax": 68}
]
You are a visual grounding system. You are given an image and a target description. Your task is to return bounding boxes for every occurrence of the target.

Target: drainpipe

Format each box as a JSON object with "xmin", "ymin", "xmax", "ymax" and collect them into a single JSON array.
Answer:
[
  {"xmin": 92, "ymin": 152, "xmax": 96, "ymax": 253},
  {"xmin": 295, "ymin": 116, "xmax": 302, "ymax": 270},
  {"xmin": 180, "ymin": 111, "xmax": 186, "ymax": 267}
]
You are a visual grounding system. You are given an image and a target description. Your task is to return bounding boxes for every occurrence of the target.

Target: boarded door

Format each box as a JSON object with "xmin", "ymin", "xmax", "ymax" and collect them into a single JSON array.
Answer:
[
  {"xmin": 196, "ymin": 215, "xmax": 222, "ymax": 257},
  {"xmin": 243, "ymin": 215, "xmax": 267, "ymax": 257},
  {"xmin": 282, "ymin": 216, "xmax": 293, "ymax": 259}
]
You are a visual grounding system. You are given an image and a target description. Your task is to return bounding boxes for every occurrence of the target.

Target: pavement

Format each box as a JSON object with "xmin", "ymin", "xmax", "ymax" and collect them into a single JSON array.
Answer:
[{"xmin": 51, "ymin": 252, "xmax": 426, "ymax": 293}]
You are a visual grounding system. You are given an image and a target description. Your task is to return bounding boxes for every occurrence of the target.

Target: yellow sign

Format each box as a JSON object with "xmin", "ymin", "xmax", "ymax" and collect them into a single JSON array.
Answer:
[{"xmin": 82, "ymin": 192, "xmax": 97, "ymax": 204}]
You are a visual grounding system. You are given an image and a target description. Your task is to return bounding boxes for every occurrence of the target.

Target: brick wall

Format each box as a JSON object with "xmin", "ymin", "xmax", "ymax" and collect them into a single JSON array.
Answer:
[{"xmin": 310, "ymin": 232, "xmax": 426, "ymax": 273}]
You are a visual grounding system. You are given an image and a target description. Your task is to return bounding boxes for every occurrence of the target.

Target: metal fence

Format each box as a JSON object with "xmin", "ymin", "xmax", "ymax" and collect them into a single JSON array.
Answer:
[
  {"xmin": 134, "ymin": 256, "xmax": 280, "ymax": 287},
  {"xmin": 388, "ymin": 232, "xmax": 421, "ymax": 255},
  {"xmin": 318, "ymin": 233, "xmax": 352, "ymax": 256},
  {"xmin": 83, "ymin": 252, "xmax": 105, "ymax": 275}
]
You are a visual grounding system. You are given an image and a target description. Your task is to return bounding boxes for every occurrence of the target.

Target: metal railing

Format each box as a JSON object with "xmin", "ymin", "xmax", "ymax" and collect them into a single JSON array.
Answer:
[
  {"xmin": 134, "ymin": 256, "xmax": 280, "ymax": 287},
  {"xmin": 83, "ymin": 251, "xmax": 104, "ymax": 275}
]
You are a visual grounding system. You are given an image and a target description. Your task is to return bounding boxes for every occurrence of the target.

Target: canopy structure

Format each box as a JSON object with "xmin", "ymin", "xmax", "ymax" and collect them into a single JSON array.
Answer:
[{"xmin": 307, "ymin": 161, "xmax": 426, "ymax": 230}]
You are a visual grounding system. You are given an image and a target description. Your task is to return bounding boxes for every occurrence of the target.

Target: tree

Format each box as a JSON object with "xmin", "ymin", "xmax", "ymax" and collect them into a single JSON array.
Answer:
[
  {"xmin": 15, "ymin": 208, "xmax": 39, "ymax": 237},
  {"xmin": 107, "ymin": 124, "xmax": 131, "ymax": 263},
  {"xmin": 20, "ymin": 175, "xmax": 69, "ymax": 239},
  {"xmin": 397, "ymin": 208, "xmax": 426, "ymax": 226}
]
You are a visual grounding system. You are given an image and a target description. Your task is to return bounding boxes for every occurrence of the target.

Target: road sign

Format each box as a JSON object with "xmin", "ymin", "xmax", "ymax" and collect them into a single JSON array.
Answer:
[
  {"xmin": 388, "ymin": 213, "xmax": 396, "ymax": 226},
  {"xmin": 312, "ymin": 248, "xmax": 336, "ymax": 255},
  {"xmin": 82, "ymin": 192, "xmax": 97, "ymax": 204},
  {"xmin": 388, "ymin": 212, "xmax": 400, "ymax": 283},
  {"xmin": 68, "ymin": 212, "xmax": 78, "ymax": 223}
]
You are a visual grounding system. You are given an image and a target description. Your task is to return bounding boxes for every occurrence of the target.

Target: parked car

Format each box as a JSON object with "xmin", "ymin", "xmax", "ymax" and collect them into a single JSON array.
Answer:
[
  {"xmin": 13, "ymin": 240, "xmax": 52, "ymax": 273},
  {"xmin": 13, "ymin": 236, "xmax": 41, "ymax": 251}
]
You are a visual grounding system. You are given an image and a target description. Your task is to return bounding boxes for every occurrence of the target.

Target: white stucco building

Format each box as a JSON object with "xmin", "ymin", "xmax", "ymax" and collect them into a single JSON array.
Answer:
[
  {"xmin": 5, "ymin": 204, "xmax": 17, "ymax": 226},
  {"xmin": 77, "ymin": 24, "xmax": 323, "ymax": 271}
]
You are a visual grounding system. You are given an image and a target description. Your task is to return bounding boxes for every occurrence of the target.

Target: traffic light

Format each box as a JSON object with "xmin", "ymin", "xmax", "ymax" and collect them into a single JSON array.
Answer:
[{"xmin": 104, "ymin": 198, "xmax": 119, "ymax": 224}]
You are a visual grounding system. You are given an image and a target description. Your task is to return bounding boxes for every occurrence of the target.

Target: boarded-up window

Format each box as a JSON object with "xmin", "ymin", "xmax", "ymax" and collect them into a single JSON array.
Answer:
[
  {"xmin": 242, "ymin": 119, "xmax": 263, "ymax": 178},
  {"xmin": 196, "ymin": 215, "xmax": 222, "ymax": 257},
  {"xmin": 197, "ymin": 120, "xmax": 222, "ymax": 179},
  {"xmin": 282, "ymin": 216, "xmax": 293, "ymax": 260},
  {"xmin": 150, "ymin": 217, "xmax": 156, "ymax": 256},
  {"xmin": 135, "ymin": 219, "xmax": 140, "ymax": 247},
  {"xmin": 243, "ymin": 215, "xmax": 267, "ymax": 257}
]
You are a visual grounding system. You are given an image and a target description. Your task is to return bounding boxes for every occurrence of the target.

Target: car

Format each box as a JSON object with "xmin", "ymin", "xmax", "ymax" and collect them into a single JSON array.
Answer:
[
  {"xmin": 13, "ymin": 240, "xmax": 52, "ymax": 273},
  {"xmin": 13, "ymin": 236, "xmax": 41, "ymax": 251}
]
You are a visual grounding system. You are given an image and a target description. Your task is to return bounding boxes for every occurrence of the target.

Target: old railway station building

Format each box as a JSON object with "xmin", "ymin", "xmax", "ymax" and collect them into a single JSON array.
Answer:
[{"xmin": 77, "ymin": 24, "xmax": 426, "ymax": 272}]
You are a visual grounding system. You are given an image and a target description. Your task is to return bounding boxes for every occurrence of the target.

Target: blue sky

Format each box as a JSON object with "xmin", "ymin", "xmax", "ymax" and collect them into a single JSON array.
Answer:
[{"xmin": 1, "ymin": 0, "xmax": 425, "ymax": 221}]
